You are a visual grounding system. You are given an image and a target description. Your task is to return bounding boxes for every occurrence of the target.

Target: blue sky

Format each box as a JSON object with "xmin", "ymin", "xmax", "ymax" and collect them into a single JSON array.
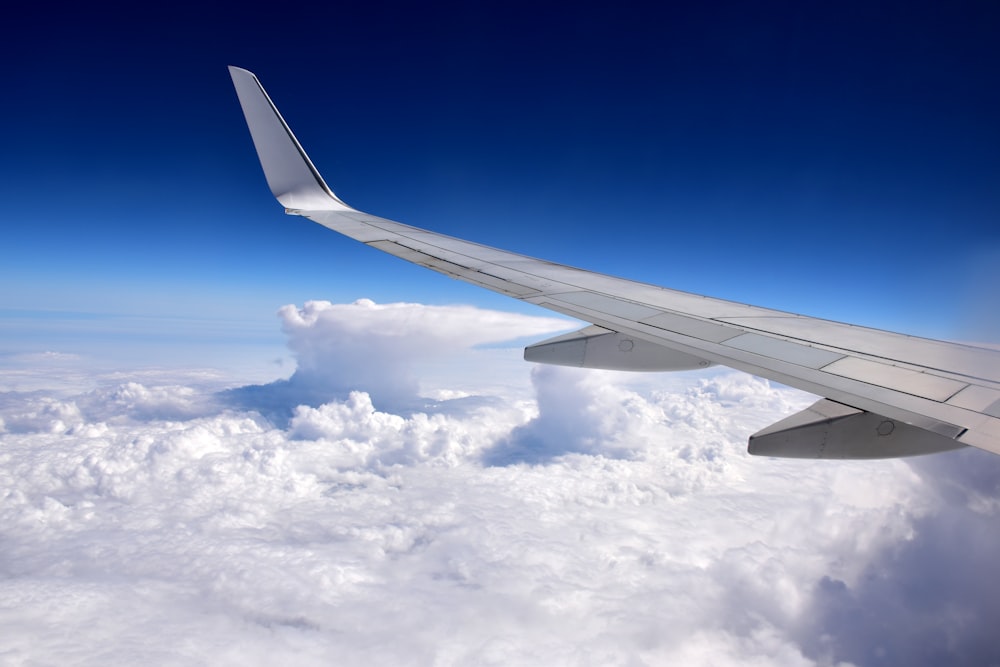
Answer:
[{"xmin": 2, "ymin": 1, "xmax": 998, "ymax": 371}]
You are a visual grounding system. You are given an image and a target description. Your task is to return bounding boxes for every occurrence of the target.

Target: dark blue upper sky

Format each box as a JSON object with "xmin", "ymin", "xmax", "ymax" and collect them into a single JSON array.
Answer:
[{"xmin": 2, "ymin": 1, "xmax": 998, "ymax": 365}]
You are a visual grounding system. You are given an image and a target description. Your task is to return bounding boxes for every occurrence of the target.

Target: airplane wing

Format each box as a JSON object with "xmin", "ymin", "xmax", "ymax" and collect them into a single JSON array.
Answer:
[{"xmin": 229, "ymin": 66, "xmax": 1000, "ymax": 460}]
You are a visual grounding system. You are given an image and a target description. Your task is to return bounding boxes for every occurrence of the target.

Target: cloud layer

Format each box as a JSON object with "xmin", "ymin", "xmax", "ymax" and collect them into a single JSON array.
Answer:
[{"xmin": 1, "ymin": 300, "xmax": 998, "ymax": 666}]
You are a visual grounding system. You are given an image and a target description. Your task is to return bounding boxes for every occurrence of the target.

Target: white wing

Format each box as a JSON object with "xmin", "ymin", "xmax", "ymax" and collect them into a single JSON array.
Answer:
[{"xmin": 229, "ymin": 66, "xmax": 1000, "ymax": 460}]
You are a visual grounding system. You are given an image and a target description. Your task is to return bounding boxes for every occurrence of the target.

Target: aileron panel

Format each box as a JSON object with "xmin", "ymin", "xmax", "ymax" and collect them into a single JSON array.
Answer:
[
  {"xmin": 724, "ymin": 333, "xmax": 846, "ymax": 369},
  {"xmin": 823, "ymin": 357, "xmax": 968, "ymax": 402},
  {"xmin": 947, "ymin": 385, "xmax": 1000, "ymax": 414},
  {"xmin": 550, "ymin": 292, "xmax": 663, "ymax": 321},
  {"xmin": 641, "ymin": 312, "xmax": 742, "ymax": 343}
]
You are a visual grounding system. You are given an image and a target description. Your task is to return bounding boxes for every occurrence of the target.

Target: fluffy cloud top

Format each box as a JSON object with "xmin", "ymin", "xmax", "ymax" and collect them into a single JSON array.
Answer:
[{"xmin": 1, "ymin": 300, "xmax": 998, "ymax": 666}]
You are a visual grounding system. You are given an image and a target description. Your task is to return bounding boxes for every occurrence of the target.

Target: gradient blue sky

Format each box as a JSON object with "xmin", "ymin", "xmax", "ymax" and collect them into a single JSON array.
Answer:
[{"xmin": 2, "ymin": 1, "xmax": 998, "ymax": 372}]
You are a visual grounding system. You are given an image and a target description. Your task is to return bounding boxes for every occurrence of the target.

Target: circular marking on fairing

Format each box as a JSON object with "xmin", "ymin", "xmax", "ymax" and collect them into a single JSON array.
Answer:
[
  {"xmin": 618, "ymin": 339, "xmax": 635, "ymax": 352},
  {"xmin": 877, "ymin": 420, "xmax": 895, "ymax": 437}
]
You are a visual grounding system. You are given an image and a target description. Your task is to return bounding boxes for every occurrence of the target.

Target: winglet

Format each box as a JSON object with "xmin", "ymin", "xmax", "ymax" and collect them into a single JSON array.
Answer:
[{"xmin": 228, "ymin": 66, "xmax": 352, "ymax": 212}]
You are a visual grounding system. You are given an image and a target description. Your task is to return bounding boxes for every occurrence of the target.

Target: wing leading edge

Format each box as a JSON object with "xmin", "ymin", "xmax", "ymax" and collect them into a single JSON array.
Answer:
[{"xmin": 228, "ymin": 66, "xmax": 1000, "ymax": 459}]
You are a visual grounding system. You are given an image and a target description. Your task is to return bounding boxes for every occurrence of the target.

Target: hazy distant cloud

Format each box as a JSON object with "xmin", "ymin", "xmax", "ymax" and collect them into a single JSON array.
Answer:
[
  {"xmin": 796, "ymin": 447, "xmax": 1000, "ymax": 667},
  {"xmin": 1, "ymin": 300, "xmax": 998, "ymax": 666},
  {"xmin": 0, "ymin": 394, "xmax": 84, "ymax": 434},
  {"xmin": 81, "ymin": 382, "xmax": 221, "ymax": 422}
]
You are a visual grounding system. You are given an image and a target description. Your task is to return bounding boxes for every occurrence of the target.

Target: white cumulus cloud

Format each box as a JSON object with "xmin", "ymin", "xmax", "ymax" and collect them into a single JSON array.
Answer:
[{"xmin": 0, "ymin": 300, "xmax": 997, "ymax": 666}]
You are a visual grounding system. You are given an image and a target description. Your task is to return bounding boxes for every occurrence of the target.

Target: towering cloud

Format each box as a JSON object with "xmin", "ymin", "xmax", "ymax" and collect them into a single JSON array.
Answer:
[{"xmin": 223, "ymin": 299, "xmax": 571, "ymax": 418}]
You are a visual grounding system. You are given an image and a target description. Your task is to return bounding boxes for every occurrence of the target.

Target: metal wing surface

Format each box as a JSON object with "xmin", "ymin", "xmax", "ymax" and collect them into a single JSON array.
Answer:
[{"xmin": 229, "ymin": 66, "xmax": 1000, "ymax": 460}]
